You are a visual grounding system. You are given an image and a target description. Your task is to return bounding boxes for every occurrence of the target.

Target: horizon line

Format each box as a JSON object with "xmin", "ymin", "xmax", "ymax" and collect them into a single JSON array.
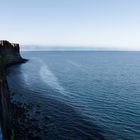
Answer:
[{"xmin": 20, "ymin": 45, "xmax": 140, "ymax": 51}]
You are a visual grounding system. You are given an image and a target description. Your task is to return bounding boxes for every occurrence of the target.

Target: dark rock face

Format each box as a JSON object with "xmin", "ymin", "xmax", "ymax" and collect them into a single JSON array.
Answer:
[
  {"xmin": 0, "ymin": 40, "xmax": 26, "ymax": 67},
  {"xmin": 0, "ymin": 76, "xmax": 11, "ymax": 140},
  {"xmin": 0, "ymin": 41, "xmax": 27, "ymax": 140},
  {"xmin": 0, "ymin": 40, "xmax": 19, "ymax": 53}
]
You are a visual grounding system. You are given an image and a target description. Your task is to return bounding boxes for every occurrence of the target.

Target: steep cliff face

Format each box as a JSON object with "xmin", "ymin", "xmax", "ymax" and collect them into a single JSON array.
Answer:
[
  {"xmin": 0, "ymin": 40, "xmax": 25, "ymax": 67},
  {"xmin": 0, "ymin": 41, "xmax": 26, "ymax": 140}
]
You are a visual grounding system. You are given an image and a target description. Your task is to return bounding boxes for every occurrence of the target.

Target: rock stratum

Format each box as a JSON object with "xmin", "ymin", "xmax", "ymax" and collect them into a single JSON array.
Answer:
[{"xmin": 0, "ymin": 40, "xmax": 26, "ymax": 140}]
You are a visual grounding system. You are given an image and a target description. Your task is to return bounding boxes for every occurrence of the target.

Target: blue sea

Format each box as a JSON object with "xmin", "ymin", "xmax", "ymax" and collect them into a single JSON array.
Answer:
[{"xmin": 5, "ymin": 51, "xmax": 140, "ymax": 139}]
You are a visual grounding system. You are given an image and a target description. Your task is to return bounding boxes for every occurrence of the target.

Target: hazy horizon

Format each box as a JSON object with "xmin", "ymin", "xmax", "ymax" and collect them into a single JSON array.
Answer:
[
  {"xmin": 21, "ymin": 45, "xmax": 140, "ymax": 51},
  {"xmin": 1, "ymin": 0, "xmax": 140, "ymax": 50}
]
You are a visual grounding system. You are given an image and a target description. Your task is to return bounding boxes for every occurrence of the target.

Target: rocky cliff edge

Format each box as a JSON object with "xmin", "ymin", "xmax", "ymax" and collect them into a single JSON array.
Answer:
[{"xmin": 0, "ymin": 40, "xmax": 26, "ymax": 67}]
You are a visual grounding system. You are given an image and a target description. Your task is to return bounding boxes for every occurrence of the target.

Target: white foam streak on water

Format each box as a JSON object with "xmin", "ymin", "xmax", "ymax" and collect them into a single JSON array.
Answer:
[
  {"xmin": 22, "ymin": 73, "xmax": 31, "ymax": 86},
  {"xmin": 20, "ymin": 60, "xmax": 36, "ymax": 86},
  {"xmin": 40, "ymin": 65, "xmax": 65, "ymax": 93},
  {"xmin": 37, "ymin": 59, "xmax": 67, "ymax": 95}
]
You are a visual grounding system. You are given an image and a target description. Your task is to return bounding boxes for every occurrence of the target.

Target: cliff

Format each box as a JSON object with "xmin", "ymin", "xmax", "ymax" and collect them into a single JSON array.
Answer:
[
  {"xmin": 0, "ymin": 41, "xmax": 26, "ymax": 140},
  {"xmin": 0, "ymin": 40, "xmax": 26, "ymax": 67}
]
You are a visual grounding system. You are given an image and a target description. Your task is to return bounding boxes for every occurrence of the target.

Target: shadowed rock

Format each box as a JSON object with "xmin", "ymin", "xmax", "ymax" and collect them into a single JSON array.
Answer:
[
  {"xmin": 0, "ymin": 40, "xmax": 26, "ymax": 67},
  {"xmin": 0, "ymin": 40, "xmax": 27, "ymax": 140}
]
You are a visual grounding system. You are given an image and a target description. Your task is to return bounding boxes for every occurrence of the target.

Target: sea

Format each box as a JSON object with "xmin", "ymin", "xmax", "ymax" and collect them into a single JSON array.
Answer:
[{"xmin": 2, "ymin": 51, "xmax": 140, "ymax": 139}]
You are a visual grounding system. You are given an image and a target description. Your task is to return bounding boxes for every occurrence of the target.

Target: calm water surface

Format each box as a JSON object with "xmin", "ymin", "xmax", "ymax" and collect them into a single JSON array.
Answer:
[{"xmin": 6, "ymin": 51, "xmax": 140, "ymax": 139}]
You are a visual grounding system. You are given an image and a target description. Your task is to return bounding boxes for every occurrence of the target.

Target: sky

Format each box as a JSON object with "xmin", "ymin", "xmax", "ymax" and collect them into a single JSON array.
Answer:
[{"xmin": 0, "ymin": 0, "xmax": 140, "ymax": 50}]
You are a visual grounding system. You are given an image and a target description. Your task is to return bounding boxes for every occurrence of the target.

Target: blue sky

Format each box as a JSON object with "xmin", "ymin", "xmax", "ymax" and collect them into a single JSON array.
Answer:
[{"xmin": 0, "ymin": 0, "xmax": 140, "ymax": 50}]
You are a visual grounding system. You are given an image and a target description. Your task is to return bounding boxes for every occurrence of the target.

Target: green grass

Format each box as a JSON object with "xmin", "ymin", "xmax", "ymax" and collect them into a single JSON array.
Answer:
[{"xmin": 11, "ymin": 129, "xmax": 15, "ymax": 140}]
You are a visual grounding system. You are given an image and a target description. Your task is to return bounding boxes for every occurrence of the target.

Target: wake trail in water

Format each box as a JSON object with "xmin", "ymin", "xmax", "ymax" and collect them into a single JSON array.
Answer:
[{"xmin": 32, "ymin": 58, "xmax": 67, "ymax": 95}]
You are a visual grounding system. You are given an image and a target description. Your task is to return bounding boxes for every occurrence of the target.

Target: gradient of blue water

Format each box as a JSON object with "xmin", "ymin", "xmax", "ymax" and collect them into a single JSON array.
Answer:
[{"xmin": 8, "ymin": 51, "xmax": 140, "ymax": 139}]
